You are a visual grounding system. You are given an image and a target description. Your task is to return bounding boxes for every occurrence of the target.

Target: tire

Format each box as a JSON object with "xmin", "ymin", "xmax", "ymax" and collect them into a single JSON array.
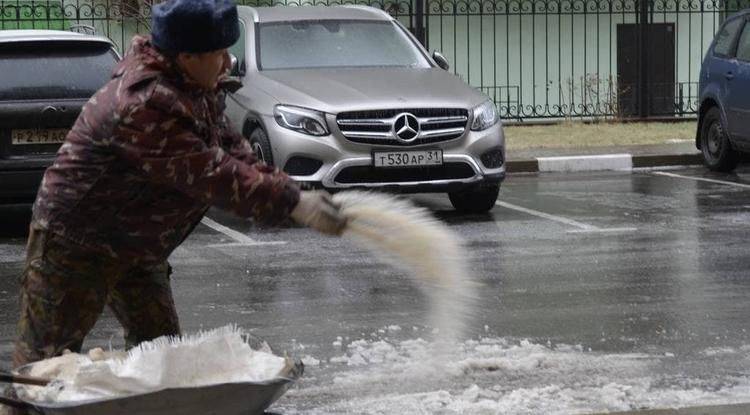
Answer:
[
  {"xmin": 448, "ymin": 183, "xmax": 500, "ymax": 213},
  {"xmin": 248, "ymin": 128, "xmax": 274, "ymax": 166},
  {"xmin": 700, "ymin": 107, "xmax": 739, "ymax": 172}
]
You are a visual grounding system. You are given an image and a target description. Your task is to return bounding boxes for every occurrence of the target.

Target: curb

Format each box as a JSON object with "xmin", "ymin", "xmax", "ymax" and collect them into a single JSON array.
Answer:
[
  {"xmin": 506, "ymin": 153, "xmax": 703, "ymax": 173},
  {"xmin": 592, "ymin": 402, "xmax": 750, "ymax": 415}
]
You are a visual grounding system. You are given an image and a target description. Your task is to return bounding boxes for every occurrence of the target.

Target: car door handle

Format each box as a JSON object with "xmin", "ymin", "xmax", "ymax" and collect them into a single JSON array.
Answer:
[{"xmin": 725, "ymin": 72, "xmax": 735, "ymax": 80}]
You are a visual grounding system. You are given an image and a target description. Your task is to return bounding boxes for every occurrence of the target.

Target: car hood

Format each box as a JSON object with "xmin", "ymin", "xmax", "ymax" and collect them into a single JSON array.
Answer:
[{"xmin": 251, "ymin": 67, "xmax": 488, "ymax": 113}]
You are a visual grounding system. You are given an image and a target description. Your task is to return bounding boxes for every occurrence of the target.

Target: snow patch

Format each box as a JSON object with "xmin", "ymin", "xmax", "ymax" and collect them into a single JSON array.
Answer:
[{"xmin": 280, "ymin": 336, "xmax": 750, "ymax": 414}]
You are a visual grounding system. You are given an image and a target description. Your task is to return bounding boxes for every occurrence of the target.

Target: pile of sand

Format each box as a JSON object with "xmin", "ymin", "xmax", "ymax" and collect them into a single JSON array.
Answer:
[{"xmin": 18, "ymin": 325, "xmax": 287, "ymax": 403}]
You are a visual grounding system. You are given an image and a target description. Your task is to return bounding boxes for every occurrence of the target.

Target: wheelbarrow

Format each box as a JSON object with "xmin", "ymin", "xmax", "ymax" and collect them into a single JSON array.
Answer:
[{"xmin": 0, "ymin": 356, "xmax": 303, "ymax": 415}]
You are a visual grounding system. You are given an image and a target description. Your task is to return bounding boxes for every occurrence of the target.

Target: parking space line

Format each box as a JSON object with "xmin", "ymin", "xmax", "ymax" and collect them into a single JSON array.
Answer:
[
  {"xmin": 653, "ymin": 171, "xmax": 750, "ymax": 189},
  {"xmin": 200, "ymin": 217, "xmax": 289, "ymax": 247},
  {"xmin": 205, "ymin": 242, "xmax": 287, "ymax": 248},
  {"xmin": 568, "ymin": 227, "xmax": 638, "ymax": 234},
  {"xmin": 200, "ymin": 217, "xmax": 257, "ymax": 244},
  {"xmin": 495, "ymin": 201, "xmax": 597, "ymax": 230},
  {"xmin": 495, "ymin": 201, "xmax": 636, "ymax": 233}
]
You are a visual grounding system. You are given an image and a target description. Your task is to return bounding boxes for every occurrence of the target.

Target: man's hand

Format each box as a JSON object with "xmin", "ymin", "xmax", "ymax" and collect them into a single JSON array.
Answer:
[{"xmin": 290, "ymin": 191, "xmax": 347, "ymax": 236}]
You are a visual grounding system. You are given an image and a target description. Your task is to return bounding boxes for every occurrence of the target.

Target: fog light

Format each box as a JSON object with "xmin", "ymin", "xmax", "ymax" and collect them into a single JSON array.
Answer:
[
  {"xmin": 480, "ymin": 148, "xmax": 504, "ymax": 168},
  {"xmin": 284, "ymin": 156, "xmax": 323, "ymax": 176}
]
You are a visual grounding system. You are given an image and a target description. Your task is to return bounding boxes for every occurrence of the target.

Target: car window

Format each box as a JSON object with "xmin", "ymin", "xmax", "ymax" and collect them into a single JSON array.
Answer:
[
  {"xmin": 735, "ymin": 21, "xmax": 750, "ymax": 61},
  {"xmin": 0, "ymin": 41, "xmax": 117, "ymax": 101},
  {"xmin": 258, "ymin": 20, "xmax": 431, "ymax": 70},
  {"xmin": 714, "ymin": 17, "xmax": 743, "ymax": 57},
  {"xmin": 228, "ymin": 19, "xmax": 246, "ymax": 66}
]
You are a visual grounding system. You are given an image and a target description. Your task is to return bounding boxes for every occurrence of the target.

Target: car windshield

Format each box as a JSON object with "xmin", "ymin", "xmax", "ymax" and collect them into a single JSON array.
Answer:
[
  {"xmin": 258, "ymin": 20, "xmax": 431, "ymax": 70},
  {"xmin": 0, "ymin": 41, "xmax": 117, "ymax": 101}
]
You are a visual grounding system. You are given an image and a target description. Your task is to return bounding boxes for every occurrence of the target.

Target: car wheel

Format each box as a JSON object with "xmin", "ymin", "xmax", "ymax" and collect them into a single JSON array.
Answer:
[
  {"xmin": 249, "ymin": 128, "xmax": 274, "ymax": 166},
  {"xmin": 700, "ymin": 107, "xmax": 739, "ymax": 172},
  {"xmin": 448, "ymin": 183, "xmax": 500, "ymax": 213}
]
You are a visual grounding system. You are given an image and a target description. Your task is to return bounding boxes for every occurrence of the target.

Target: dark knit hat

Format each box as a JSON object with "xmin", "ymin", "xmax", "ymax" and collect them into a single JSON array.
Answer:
[{"xmin": 151, "ymin": 0, "xmax": 240, "ymax": 53}]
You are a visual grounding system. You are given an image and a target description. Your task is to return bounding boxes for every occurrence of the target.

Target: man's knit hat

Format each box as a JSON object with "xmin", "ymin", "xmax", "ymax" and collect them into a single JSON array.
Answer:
[{"xmin": 151, "ymin": 0, "xmax": 240, "ymax": 53}]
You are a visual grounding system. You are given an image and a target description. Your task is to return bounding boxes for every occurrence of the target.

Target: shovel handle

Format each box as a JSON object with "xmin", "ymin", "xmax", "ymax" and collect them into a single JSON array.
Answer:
[
  {"xmin": 0, "ymin": 395, "xmax": 33, "ymax": 410},
  {"xmin": 0, "ymin": 373, "xmax": 50, "ymax": 387}
]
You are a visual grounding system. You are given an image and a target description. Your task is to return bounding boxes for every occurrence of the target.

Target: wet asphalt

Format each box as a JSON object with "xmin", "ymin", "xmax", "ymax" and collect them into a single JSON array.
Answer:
[{"xmin": 1, "ymin": 165, "xmax": 750, "ymax": 413}]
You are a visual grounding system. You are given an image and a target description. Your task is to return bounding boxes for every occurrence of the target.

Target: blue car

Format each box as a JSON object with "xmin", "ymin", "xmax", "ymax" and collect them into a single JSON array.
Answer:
[{"xmin": 697, "ymin": 10, "xmax": 750, "ymax": 172}]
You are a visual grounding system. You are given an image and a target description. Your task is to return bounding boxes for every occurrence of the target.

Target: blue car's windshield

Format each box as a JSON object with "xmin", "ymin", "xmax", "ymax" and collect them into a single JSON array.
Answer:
[{"xmin": 258, "ymin": 20, "xmax": 431, "ymax": 70}]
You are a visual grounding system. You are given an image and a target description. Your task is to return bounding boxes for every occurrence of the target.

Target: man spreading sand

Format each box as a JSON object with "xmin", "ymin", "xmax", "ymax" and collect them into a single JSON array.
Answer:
[
  {"xmin": 12, "ymin": 0, "xmax": 346, "ymax": 383},
  {"xmin": 4, "ymin": 1, "xmax": 474, "ymax": 412},
  {"xmin": 7, "ymin": 193, "xmax": 473, "ymax": 410}
]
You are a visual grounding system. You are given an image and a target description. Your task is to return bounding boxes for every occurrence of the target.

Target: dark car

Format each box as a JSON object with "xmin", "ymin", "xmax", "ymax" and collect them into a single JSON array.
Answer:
[
  {"xmin": 0, "ymin": 30, "xmax": 119, "ymax": 210},
  {"xmin": 697, "ymin": 10, "xmax": 750, "ymax": 172}
]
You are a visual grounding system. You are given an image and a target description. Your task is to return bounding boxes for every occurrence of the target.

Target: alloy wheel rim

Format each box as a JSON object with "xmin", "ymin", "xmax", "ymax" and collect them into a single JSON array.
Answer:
[
  {"xmin": 706, "ymin": 122, "xmax": 723, "ymax": 162},
  {"xmin": 252, "ymin": 141, "xmax": 265, "ymax": 163}
]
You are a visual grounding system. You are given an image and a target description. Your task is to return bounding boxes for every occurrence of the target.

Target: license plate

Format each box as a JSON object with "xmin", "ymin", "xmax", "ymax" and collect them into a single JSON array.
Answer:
[
  {"xmin": 373, "ymin": 150, "xmax": 443, "ymax": 167},
  {"xmin": 11, "ymin": 129, "xmax": 68, "ymax": 145}
]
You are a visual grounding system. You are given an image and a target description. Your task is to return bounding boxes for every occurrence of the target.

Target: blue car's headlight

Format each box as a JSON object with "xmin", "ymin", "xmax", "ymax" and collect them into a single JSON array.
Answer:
[
  {"xmin": 471, "ymin": 100, "xmax": 500, "ymax": 131},
  {"xmin": 274, "ymin": 105, "xmax": 329, "ymax": 136}
]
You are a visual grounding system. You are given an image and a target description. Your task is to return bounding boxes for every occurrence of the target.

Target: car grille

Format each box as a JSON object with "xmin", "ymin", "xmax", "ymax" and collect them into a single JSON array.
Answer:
[
  {"xmin": 336, "ymin": 108, "xmax": 469, "ymax": 146},
  {"xmin": 334, "ymin": 162, "xmax": 476, "ymax": 184}
]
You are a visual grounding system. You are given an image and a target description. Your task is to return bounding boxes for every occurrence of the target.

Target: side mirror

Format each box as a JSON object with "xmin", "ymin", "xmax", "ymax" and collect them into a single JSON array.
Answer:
[
  {"xmin": 229, "ymin": 53, "xmax": 246, "ymax": 77},
  {"xmin": 432, "ymin": 51, "xmax": 450, "ymax": 71}
]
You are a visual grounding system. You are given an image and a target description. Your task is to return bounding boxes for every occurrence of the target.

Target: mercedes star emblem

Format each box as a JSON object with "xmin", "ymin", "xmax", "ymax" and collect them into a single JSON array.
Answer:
[{"xmin": 393, "ymin": 113, "xmax": 420, "ymax": 142}]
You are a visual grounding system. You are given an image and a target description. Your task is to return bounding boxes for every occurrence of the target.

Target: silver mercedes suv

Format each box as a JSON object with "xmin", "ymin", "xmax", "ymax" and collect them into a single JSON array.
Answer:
[{"xmin": 224, "ymin": 5, "xmax": 505, "ymax": 212}]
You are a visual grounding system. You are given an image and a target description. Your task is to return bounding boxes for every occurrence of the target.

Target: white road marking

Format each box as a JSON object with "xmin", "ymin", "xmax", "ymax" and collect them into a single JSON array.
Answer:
[
  {"xmin": 495, "ymin": 201, "xmax": 636, "ymax": 233},
  {"xmin": 200, "ymin": 217, "xmax": 289, "ymax": 247},
  {"xmin": 206, "ymin": 241, "xmax": 287, "ymax": 248},
  {"xmin": 568, "ymin": 227, "xmax": 639, "ymax": 234},
  {"xmin": 653, "ymin": 171, "xmax": 750, "ymax": 189},
  {"xmin": 201, "ymin": 216, "xmax": 257, "ymax": 243},
  {"xmin": 495, "ymin": 201, "xmax": 597, "ymax": 230}
]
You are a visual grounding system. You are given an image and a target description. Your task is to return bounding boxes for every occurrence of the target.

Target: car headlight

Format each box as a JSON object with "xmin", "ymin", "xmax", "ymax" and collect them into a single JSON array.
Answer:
[
  {"xmin": 471, "ymin": 100, "xmax": 500, "ymax": 131},
  {"xmin": 274, "ymin": 105, "xmax": 329, "ymax": 136}
]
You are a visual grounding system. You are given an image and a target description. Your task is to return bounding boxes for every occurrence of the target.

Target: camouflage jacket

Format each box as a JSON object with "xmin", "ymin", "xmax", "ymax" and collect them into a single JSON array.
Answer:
[{"xmin": 32, "ymin": 36, "xmax": 300, "ymax": 264}]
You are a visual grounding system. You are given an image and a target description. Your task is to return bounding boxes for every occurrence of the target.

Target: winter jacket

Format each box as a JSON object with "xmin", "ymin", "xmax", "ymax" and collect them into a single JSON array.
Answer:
[{"xmin": 32, "ymin": 36, "xmax": 300, "ymax": 264}]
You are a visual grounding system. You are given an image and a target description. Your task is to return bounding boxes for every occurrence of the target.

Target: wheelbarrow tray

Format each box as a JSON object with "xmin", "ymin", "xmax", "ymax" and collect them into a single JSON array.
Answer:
[{"xmin": 12, "ymin": 360, "xmax": 303, "ymax": 415}]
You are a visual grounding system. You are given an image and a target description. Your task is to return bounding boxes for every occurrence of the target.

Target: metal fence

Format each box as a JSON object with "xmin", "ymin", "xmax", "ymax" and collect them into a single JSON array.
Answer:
[
  {"xmin": 2, "ymin": 0, "xmax": 748, "ymax": 120},
  {"xmin": 420, "ymin": 0, "xmax": 746, "ymax": 120}
]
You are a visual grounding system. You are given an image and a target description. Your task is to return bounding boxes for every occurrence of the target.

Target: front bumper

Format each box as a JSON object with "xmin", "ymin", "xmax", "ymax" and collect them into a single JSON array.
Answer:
[
  {"xmin": 264, "ymin": 115, "xmax": 506, "ymax": 193},
  {"xmin": 0, "ymin": 157, "xmax": 52, "ymax": 204}
]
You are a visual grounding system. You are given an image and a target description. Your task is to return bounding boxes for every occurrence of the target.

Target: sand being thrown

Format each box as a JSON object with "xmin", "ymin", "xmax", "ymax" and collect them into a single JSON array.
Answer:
[
  {"xmin": 17, "ymin": 192, "xmax": 473, "ymax": 403},
  {"xmin": 333, "ymin": 191, "xmax": 477, "ymax": 343},
  {"xmin": 17, "ymin": 325, "xmax": 287, "ymax": 403}
]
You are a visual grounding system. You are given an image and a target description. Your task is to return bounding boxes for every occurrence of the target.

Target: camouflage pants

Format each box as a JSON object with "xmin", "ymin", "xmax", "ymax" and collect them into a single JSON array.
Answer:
[{"xmin": 13, "ymin": 224, "xmax": 181, "ymax": 369}]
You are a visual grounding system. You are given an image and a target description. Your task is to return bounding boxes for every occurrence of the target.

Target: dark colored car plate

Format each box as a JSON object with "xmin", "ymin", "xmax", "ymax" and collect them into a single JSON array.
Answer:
[{"xmin": 11, "ymin": 129, "xmax": 68, "ymax": 145}]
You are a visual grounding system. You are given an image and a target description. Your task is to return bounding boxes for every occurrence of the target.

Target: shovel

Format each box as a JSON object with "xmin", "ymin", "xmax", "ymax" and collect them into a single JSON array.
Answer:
[{"xmin": 0, "ymin": 372, "xmax": 51, "ymax": 410}]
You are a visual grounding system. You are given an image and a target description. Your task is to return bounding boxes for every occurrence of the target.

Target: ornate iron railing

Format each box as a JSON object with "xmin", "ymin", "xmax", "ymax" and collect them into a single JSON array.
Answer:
[{"xmin": 2, "ymin": 0, "xmax": 748, "ymax": 119}]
